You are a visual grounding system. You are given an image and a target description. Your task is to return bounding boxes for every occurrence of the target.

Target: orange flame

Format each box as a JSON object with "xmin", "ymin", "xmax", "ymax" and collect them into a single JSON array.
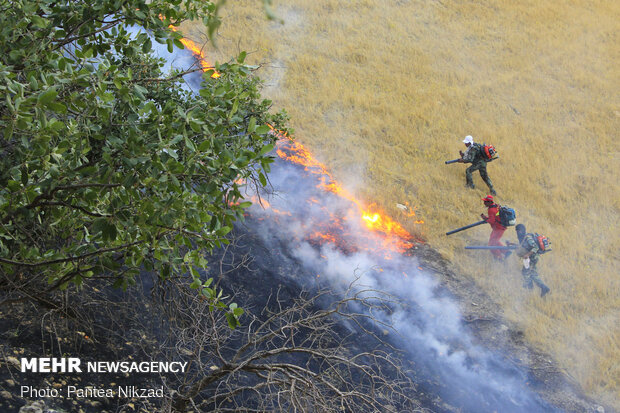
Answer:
[
  {"xmin": 311, "ymin": 232, "xmax": 337, "ymax": 244},
  {"xmin": 168, "ymin": 26, "xmax": 220, "ymax": 78},
  {"xmin": 275, "ymin": 138, "xmax": 423, "ymax": 254}
]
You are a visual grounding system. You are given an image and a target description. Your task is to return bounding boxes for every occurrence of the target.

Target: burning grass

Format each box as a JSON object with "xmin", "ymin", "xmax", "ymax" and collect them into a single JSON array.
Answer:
[{"xmin": 181, "ymin": 0, "xmax": 620, "ymax": 408}]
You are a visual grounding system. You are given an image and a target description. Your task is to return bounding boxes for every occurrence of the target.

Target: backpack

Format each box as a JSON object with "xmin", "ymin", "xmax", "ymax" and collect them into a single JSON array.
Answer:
[
  {"xmin": 498, "ymin": 206, "xmax": 516, "ymax": 227},
  {"xmin": 481, "ymin": 144, "xmax": 498, "ymax": 161},
  {"xmin": 534, "ymin": 233, "xmax": 552, "ymax": 253}
]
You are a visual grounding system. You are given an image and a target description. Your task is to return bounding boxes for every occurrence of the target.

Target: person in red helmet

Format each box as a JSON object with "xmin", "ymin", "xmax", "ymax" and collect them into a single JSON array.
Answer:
[{"xmin": 480, "ymin": 195, "xmax": 510, "ymax": 260}]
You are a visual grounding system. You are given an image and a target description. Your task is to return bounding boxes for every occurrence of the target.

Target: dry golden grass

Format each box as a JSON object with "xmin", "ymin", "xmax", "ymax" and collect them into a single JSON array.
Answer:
[{"xmin": 183, "ymin": 0, "xmax": 620, "ymax": 407}]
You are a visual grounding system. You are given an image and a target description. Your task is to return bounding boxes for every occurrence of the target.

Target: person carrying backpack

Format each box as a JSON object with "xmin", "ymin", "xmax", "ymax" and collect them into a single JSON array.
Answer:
[
  {"xmin": 480, "ymin": 195, "xmax": 510, "ymax": 260},
  {"xmin": 457, "ymin": 135, "xmax": 497, "ymax": 195},
  {"xmin": 515, "ymin": 224, "xmax": 551, "ymax": 297}
]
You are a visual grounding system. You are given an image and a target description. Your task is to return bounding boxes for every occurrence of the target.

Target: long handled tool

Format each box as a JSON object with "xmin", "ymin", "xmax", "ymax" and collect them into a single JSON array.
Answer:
[
  {"xmin": 445, "ymin": 220, "xmax": 486, "ymax": 236},
  {"xmin": 464, "ymin": 245, "xmax": 517, "ymax": 250},
  {"xmin": 445, "ymin": 156, "xmax": 499, "ymax": 164}
]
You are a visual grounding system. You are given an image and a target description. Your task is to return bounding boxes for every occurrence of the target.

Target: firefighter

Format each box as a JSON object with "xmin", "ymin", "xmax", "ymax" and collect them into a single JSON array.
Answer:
[
  {"xmin": 480, "ymin": 195, "xmax": 509, "ymax": 260},
  {"xmin": 515, "ymin": 224, "xmax": 550, "ymax": 297},
  {"xmin": 457, "ymin": 135, "xmax": 496, "ymax": 195}
]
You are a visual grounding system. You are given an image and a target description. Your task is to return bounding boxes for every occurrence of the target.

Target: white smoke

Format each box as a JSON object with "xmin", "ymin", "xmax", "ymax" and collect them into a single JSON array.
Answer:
[{"xmin": 246, "ymin": 156, "xmax": 556, "ymax": 412}]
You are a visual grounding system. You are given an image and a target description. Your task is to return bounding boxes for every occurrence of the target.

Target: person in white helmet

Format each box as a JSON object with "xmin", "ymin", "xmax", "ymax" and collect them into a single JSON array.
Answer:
[{"xmin": 457, "ymin": 135, "xmax": 496, "ymax": 195}]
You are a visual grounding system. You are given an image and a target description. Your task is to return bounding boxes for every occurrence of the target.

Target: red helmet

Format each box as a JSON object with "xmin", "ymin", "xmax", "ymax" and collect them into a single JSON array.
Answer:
[{"xmin": 482, "ymin": 195, "xmax": 494, "ymax": 203}]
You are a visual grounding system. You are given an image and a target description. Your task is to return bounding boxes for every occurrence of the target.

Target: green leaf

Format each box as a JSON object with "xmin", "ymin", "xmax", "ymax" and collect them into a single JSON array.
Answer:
[
  {"xmin": 207, "ymin": 16, "xmax": 222, "ymax": 44},
  {"xmin": 134, "ymin": 9, "xmax": 146, "ymax": 19},
  {"xmin": 142, "ymin": 38, "xmax": 152, "ymax": 53},
  {"xmin": 228, "ymin": 99, "xmax": 239, "ymax": 119},
  {"xmin": 255, "ymin": 125, "xmax": 270, "ymax": 134},
  {"xmin": 102, "ymin": 222, "xmax": 117, "ymax": 241},
  {"xmin": 216, "ymin": 226, "xmax": 231, "ymax": 236},
  {"xmin": 258, "ymin": 143, "xmax": 274, "ymax": 156},
  {"xmin": 173, "ymin": 38, "xmax": 185, "ymax": 49},
  {"xmin": 226, "ymin": 312, "xmax": 239, "ymax": 329},
  {"xmin": 133, "ymin": 84, "xmax": 146, "ymax": 100},
  {"xmin": 48, "ymin": 102, "xmax": 67, "ymax": 114},
  {"xmin": 37, "ymin": 89, "xmax": 57, "ymax": 105},
  {"xmin": 48, "ymin": 119, "xmax": 65, "ymax": 131},
  {"xmin": 4, "ymin": 122, "xmax": 13, "ymax": 140},
  {"xmin": 20, "ymin": 167, "xmax": 28, "ymax": 185},
  {"xmin": 31, "ymin": 16, "xmax": 49, "ymax": 29},
  {"xmin": 7, "ymin": 180, "xmax": 20, "ymax": 192},
  {"xmin": 93, "ymin": 218, "xmax": 107, "ymax": 234},
  {"xmin": 247, "ymin": 117, "xmax": 256, "ymax": 133},
  {"xmin": 233, "ymin": 307, "xmax": 244, "ymax": 317}
]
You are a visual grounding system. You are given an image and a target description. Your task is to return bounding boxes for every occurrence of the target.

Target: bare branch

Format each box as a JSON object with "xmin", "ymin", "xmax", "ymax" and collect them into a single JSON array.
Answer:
[{"xmin": 153, "ymin": 277, "xmax": 420, "ymax": 412}]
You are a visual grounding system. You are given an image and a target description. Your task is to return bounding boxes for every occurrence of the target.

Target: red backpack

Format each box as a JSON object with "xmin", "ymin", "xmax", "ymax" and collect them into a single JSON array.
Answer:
[
  {"xmin": 482, "ymin": 144, "xmax": 498, "ymax": 161},
  {"xmin": 534, "ymin": 233, "xmax": 552, "ymax": 253}
]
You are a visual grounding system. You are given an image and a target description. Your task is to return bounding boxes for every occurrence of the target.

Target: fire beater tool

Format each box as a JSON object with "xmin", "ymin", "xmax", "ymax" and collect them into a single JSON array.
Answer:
[
  {"xmin": 445, "ymin": 220, "xmax": 486, "ymax": 236},
  {"xmin": 464, "ymin": 245, "xmax": 518, "ymax": 250},
  {"xmin": 445, "ymin": 156, "xmax": 498, "ymax": 165}
]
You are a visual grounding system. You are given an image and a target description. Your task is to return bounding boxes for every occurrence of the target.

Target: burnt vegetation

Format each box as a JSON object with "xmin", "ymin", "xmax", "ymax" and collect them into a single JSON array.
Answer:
[
  {"xmin": 163, "ymin": 278, "xmax": 420, "ymax": 412},
  {"xmin": 1, "ymin": 244, "xmax": 424, "ymax": 412}
]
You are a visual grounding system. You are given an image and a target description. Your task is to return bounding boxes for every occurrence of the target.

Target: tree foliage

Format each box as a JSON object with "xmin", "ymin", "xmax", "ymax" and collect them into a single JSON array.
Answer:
[{"xmin": 0, "ymin": 0, "xmax": 288, "ymax": 321}]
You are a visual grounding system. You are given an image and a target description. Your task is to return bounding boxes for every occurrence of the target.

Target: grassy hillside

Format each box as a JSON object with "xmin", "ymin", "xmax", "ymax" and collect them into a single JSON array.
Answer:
[{"xmin": 183, "ymin": 0, "xmax": 620, "ymax": 407}]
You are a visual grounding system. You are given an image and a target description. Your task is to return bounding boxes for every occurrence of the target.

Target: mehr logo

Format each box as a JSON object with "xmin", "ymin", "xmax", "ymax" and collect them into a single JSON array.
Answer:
[
  {"xmin": 20, "ymin": 358, "xmax": 188, "ymax": 373},
  {"xmin": 21, "ymin": 358, "xmax": 82, "ymax": 373}
]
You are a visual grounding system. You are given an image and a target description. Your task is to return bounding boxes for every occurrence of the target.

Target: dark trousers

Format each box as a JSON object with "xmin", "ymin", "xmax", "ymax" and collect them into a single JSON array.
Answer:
[
  {"xmin": 521, "ymin": 256, "xmax": 549, "ymax": 292},
  {"xmin": 466, "ymin": 162, "xmax": 494, "ymax": 192}
]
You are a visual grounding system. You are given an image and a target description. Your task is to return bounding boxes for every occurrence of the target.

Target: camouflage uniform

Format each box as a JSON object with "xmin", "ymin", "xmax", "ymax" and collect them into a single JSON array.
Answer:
[
  {"xmin": 516, "ymin": 233, "xmax": 550, "ymax": 296},
  {"xmin": 462, "ymin": 143, "xmax": 495, "ymax": 194}
]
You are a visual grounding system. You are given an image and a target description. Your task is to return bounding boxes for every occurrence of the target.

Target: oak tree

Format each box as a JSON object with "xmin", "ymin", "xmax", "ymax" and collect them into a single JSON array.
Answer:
[{"xmin": 0, "ymin": 0, "xmax": 288, "ymax": 325}]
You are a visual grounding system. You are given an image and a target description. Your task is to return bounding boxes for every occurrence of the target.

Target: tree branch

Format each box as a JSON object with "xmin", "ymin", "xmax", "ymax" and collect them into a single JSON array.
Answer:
[
  {"xmin": 33, "ymin": 201, "xmax": 113, "ymax": 218},
  {"xmin": 26, "ymin": 183, "xmax": 122, "ymax": 211},
  {"xmin": 0, "ymin": 241, "xmax": 142, "ymax": 267}
]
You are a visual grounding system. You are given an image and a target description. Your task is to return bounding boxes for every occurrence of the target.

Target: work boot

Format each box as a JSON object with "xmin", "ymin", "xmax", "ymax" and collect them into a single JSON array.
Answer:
[
  {"xmin": 540, "ymin": 285, "xmax": 550, "ymax": 297},
  {"xmin": 466, "ymin": 183, "xmax": 475, "ymax": 189},
  {"xmin": 490, "ymin": 188, "xmax": 497, "ymax": 196}
]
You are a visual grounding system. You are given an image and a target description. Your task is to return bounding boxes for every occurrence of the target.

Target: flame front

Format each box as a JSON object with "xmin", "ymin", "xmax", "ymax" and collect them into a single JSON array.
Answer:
[{"xmin": 274, "ymin": 139, "xmax": 423, "ymax": 256}]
